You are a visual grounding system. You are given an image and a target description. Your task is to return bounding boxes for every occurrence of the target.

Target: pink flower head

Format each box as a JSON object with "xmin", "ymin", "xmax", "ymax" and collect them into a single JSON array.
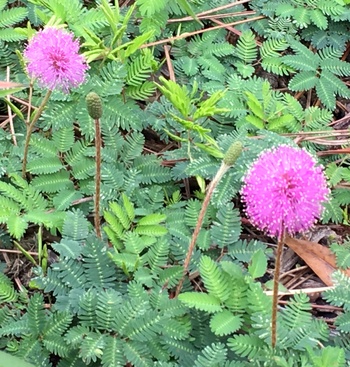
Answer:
[
  {"xmin": 241, "ymin": 145, "xmax": 329, "ymax": 237},
  {"xmin": 24, "ymin": 27, "xmax": 88, "ymax": 93}
]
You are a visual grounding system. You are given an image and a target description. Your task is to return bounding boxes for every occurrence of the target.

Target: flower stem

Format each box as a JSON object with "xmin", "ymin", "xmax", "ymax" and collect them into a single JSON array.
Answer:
[
  {"xmin": 271, "ymin": 227, "xmax": 285, "ymax": 348},
  {"xmin": 94, "ymin": 117, "xmax": 102, "ymax": 238},
  {"xmin": 175, "ymin": 163, "xmax": 230, "ymax": 297},
  {"xmin": 22, "ymin": 89, "xmax": 52, "ymax": 178}
]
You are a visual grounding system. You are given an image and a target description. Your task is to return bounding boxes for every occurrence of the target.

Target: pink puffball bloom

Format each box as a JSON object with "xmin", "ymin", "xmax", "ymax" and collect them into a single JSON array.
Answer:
[
  {"xmin": 241, "ymin": 145, "xmax": 329, "ymax": 237},
  {"xmin": 24, "ymin": 27, "xmax": 88, "ymax": 93}
]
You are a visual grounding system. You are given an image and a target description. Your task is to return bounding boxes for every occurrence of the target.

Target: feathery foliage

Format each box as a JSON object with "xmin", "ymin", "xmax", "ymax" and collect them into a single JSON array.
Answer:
[{"xmin": 1, "ymin": 0, "xmax": 349, "ymax": 365}]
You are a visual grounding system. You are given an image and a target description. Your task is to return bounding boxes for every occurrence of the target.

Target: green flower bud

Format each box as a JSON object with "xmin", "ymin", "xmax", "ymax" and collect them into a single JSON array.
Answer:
[
  {"xmin": 223, "ymin": 141, "xmax": 243, "ymax": 166},
  {"xmin": 86, "ymin": 92, "xmax": 103, "ymax": 119}
]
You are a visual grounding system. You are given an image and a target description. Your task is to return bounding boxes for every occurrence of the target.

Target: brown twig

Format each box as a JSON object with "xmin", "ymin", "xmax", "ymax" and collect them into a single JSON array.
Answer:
[
  {"xmin": 164, "ymin": 45, "xmax": 176, "ymax": 82},
  {"xmin": 209, "ymin": 17, "xmax": 262, "ymax": 46},
  {"xmin": 140, "ymin": 16, "xmax": 265, "ymax": 49},
  {"xmin": 22, "ymin": 89, "xmax": 52, "ymax": 178},
  {"xmin": 167, "ymin": 10, "xmax": 257, "ymax": 23},
  {"xmin": 0, "ymin": 248, "xmax": 39, "ymax": 256},
  {"xmin": 265, "ymin": 285, "xmax": 334, "ymax": 297},
  {"xmin": 190, "ymin": 0, "xmax": 252, "ymax": 18},
  {"xmin": 6, "ymin": 67, "xmax": 17, "ymax": 146},
  {"xmin": 175, "ymin": 162, "xmax": 232, "ymax": 297}
]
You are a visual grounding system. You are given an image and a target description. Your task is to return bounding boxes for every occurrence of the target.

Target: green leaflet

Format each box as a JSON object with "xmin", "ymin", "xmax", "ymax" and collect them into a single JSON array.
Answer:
[
  {"xmin": 0, "ymin": 273, "xmax": 17, "ymax": 303},
  {"xmin": 209, "ymin": 311, "xmax": 243, "ymax": 336},
  {"xmin": 199, "ymin": 256, "xmax": 230, "ymax": 302},
  {"xmin": 0, "ymin": 351, "xmax": 35, "ymax": 367},
  {"xmin": 178, "ymin": 293, "xmax": 222, "ymax": 313}
]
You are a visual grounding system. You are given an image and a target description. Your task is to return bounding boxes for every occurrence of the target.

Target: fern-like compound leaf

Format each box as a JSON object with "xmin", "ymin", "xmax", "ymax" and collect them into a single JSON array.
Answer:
[
  {"xmin": 126, "ymin": 81, "xmax": 156, "ymax": 100},
  {"xmin": 0, "ymin": 273, "xmax": 17, "ymax": 303},
  {"xmin": 52, "ymin": 127, "xmax": 75, "ymax": 153},
  {"xmin": 308, "ymin": 346, "xmax": 345, "ymax": 367},
  {"xmin": 35, "ymin": 267, "xmax": 70, "ymax": 297},
  {"xmin": 194, "ymin": 342, "xmax": 227, "ymax": 367},
  {"xmin": 30, "ymin": 135, "xmax": 57, "ymax": 157},
  {"xmin": 234, "ymin": 30, "xmax": 258, "ymax": 64},
  {"xmin": 124, "ymin": 231, "xmax": 151, "ymax": 254},
  {"xmin": 7, "ymin": 214, "xmax": 28, "ymax": 239},
  {"xmin": 42, "ymin": 334, "xmax": 71, "ymax": 358},
  {"xmin": 126, "ymin": 310, "xmax": 163, "ymax": 341},
  {"xmin": 210, "ymin": 203, "xmax": 241, "ymax": 247},
  {"xmin": 123, "ymin": 340, "xmax": 153, "ymax": 367},
  {"xmin": 31, "ymin": 170, "xmax": 72, "ymax": 193},
  {"xmin": 315, "ymin": 74, "xmax": 336, "ymax": 110},
  {"xmin": 178, "ymin": 292, "xmax": 222, "ymax": 313},
  {"xmin": 104, "ymin": 96, "xmax": 144, "ymax": 131},
  {"xmin": 62, "ymin": 209, "xmax": 90, "ymax": 242},
  {"xmin": 109, "ymin": 250, "xmax": 141, "ymax": 271},
  {"xmin": 262, "ymin": 56, "xmax": 292, "ymax": 76},
  {"xmin": 52, "ymin": 189, "xmax": 83, "ymax": 211},
  {"xmin": 228, "ymin": 334, "xmax": 265, "ymax": 359},
  {"xmin": 27, "ymin": 293, "xmax": 46, "ymax": 338},
  {"xmin": 209, "ymin": 310, "xmax": 242, "ymax": 337},
  {"xmin": 0, "ymin": 28, "xmax": 26, "ymax": 41},
  {"xmin": 324, "ymin": 271, "xmax": 350, "ymax": 311},
  {"xmin": 199, "ymin": 256, "xmax": 230, "ymax": 302},
  {"xmin": 321, "ymin": 70, "xmax": 350, "ymax": 98},
  {"xmin": 0, "ymin": 7, "xmax": 28, "ymax": 28},
  {"xmin": 71, "ymin": 158, "xmax": 95, "ymax": 180},
  {"xmin": 53, "ymin": 258, "xmax": 87, "ymax": 289},
  {"xmin": 288, "ymin": 70, "xmax": 318, "ymax": 91},
  {"xmin": 78, "ymin": 331, "xmax": 104, "ymax": 364},
  {"xmin": 96, "ymin": 289, "xmax": 122, "ymax": 331},
  {"xmin": 293, "ymin": 6, "xmax": 311, "ymax": 28},
  {"xmin": 113, "ymin": 299, "xmax": 150, "ymax": 335},
  {"xmin": 145, "ymin": 239, "xmax": 169, "ymax": 273},
  {"xmin": 135, "ymin": 224, "xmax": 168, "ymax": 236},
  {"xmin": 98, "ymin": 60, "xmax": 126, "ymax": 97},
  {"xmin": 0, "ymin": 180, "xmax": 27, "ymax": 205},
  {"xmin": 158, "ymin": 266, "xmax": 184, "ymax": 288},
  {"xmin": 27, "ymin": 156, "xmax": 64, "ymax": 175},
  {"xmin": 82, "ymin": 236, "xmax": 117, "ymax": 288},
  {"xmin": 282, "ymin": 54, "xmax": 318, "ymax": 72},
  {"xmin": 109, "ymin": 201, "xmax": 131, "ymax": 230},
  {"xmin": 101, "ymin": 336, "xmax": 125, "ymax": 366},
  {"xmin": 126, "ymin": 49, "xmax": 155, "ymax": 87}
]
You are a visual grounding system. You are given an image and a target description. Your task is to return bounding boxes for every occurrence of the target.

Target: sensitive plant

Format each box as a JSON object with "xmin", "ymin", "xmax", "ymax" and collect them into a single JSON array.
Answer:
[
  {"xmin": 241, "ymin": 145, "xmax": 329, "ymax": 348},
  {"xmin": 24, "ymin": 27, "xmax": 88, "ymax": 93},
  {"xmin": 241, "ymin": 145, "xmax": 329, "ymax": 238},
  {"xmin": 22, "ymin": 26, "xmax": 88, "ymax": 177},
  {"xmin": 175, "ymin": 140, "xmax": 243, "ymax": 296},
  {"xmin": 0, "ymin": 209, "xmax": 348, "ymax": 367},
  {"xmin": 0, "ymin": 0, "xmax": 350, "ymax": 366},
  {"xmin": 85, "ymin": 92, "xmax": 103, "ymax": 238}
]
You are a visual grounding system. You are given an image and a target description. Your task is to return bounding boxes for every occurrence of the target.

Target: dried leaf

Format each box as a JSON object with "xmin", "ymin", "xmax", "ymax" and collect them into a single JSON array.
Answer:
[{"xmin": 284, "ymin": 235, "xmax": 350, "ymax": 286}]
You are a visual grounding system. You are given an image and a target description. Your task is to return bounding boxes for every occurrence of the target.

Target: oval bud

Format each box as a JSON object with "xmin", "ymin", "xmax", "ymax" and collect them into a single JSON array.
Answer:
[
  {"xmin": 86, "ymin": 92, "xmax": 103, "ymax": 119},
  {"xmin": 223, "ymin": 141, "xmax": 243, "ymax": 166}
]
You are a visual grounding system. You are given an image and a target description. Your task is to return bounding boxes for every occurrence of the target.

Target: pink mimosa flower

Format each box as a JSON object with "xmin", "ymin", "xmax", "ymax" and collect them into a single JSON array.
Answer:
[
  {"xmin": 24, "ymin": 27, "xmax": 88, "ymax": 92},
  {"xmin": 241, "ymin": 145, "xmax": 329, "ymax": 237}
]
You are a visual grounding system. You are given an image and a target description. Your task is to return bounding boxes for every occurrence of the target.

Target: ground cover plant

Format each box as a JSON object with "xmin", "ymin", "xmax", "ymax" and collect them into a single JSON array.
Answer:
[{"xmin": 1, "ymin": 0, "xmax": 350, "ymax": 366}]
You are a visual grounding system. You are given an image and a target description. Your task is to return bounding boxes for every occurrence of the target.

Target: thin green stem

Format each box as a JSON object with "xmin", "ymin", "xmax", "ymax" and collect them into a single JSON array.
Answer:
[
  {"xmin": 22, "ymin": 89, "xmax": 52, "ymax": 178},
  {"xmin": 94, "ymin": 117, "xmax": 102, "ymax": 238},
  {"xmin": 271, "ymin": 226, "xmax": 286, "ymax": 348}
]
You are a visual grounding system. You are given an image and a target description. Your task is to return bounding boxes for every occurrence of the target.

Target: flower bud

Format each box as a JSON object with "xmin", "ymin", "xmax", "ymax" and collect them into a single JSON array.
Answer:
[
  {"xmin": 86, "ymin": 92, "xmax": 103, "ymax": 119},
  {"xmin": 223, "ymin": 141, "xmax": 243, "ymax": 166}
]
